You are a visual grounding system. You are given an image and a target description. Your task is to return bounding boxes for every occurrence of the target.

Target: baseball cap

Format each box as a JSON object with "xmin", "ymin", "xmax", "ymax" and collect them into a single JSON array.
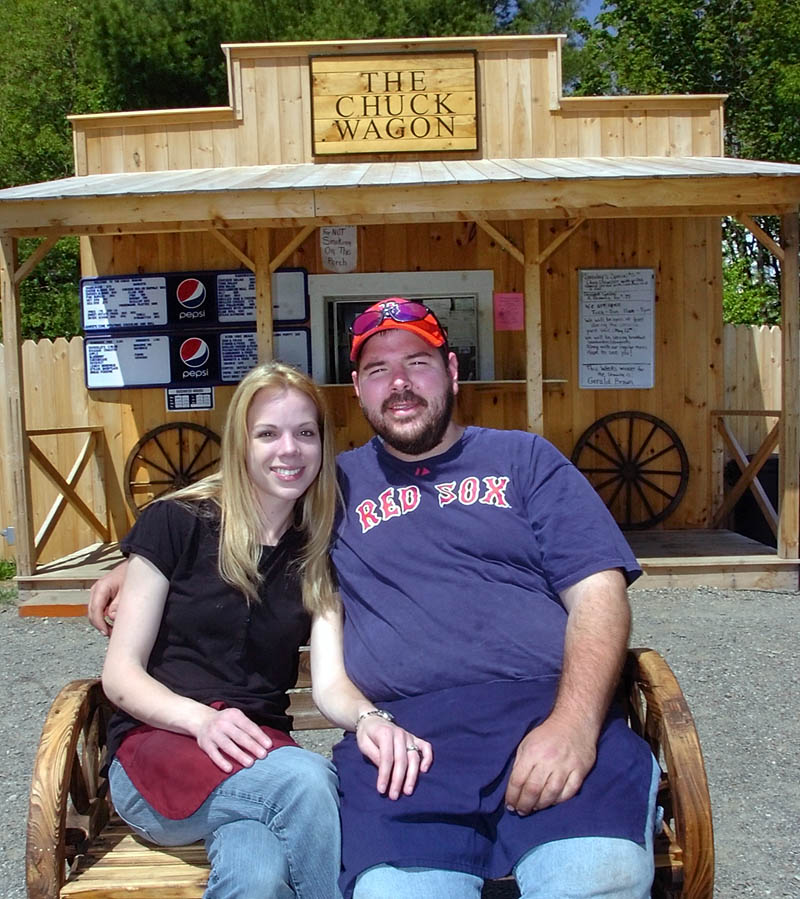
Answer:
[{"xmin": 349, "ymin": 298, "xmax": 448, "ymax": 362}]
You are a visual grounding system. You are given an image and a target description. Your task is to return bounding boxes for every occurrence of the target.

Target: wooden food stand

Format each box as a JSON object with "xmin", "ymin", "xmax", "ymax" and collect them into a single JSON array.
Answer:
[{"xmin": 1, "ymin": 35, "xmax": 800, "ymax": 602}]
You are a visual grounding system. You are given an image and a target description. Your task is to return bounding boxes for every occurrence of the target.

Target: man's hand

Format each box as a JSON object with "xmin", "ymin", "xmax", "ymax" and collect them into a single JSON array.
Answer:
[
  {"xmin": 356, "ymin": 717, "xmax": 433, "ymax": 800},
  {"xmin": 88, "ymin": 561, "xmax": 128, "ymax": 635},
  {"xmin": 504, "ymin": 714, "xmax": 597, "ymax": 816}
]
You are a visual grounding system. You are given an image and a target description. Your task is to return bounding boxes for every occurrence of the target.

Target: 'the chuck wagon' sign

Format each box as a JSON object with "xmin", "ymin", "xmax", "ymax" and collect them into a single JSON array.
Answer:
[{"xmin": 310, "ymin": 52, "xmax": 478, "ymax": 155}]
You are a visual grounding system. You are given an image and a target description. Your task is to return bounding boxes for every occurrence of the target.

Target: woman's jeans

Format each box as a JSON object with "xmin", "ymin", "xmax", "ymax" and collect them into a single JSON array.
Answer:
[
  {"xmin": 354, "ymin": 754, "xmax": 661, "ymax": 899},
  {"xmin": 109, "ymin": 746, "xmax": 342, "ymax": 899}
]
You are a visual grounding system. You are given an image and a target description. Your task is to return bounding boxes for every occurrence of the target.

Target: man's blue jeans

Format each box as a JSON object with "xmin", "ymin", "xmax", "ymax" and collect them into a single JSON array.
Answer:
[
  {"xmin": 353, "ymin": 754, "xmax": 661, "ymax": 899},
  {"xmin": 109, "ymin": 746, "xmax": 342, "ymax": 899}
]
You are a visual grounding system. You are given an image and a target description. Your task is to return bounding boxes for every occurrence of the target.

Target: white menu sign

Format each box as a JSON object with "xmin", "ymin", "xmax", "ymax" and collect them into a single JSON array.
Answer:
[
  {"xmin": 579, "ymin": 269, "xmax": 655, "ymax": 389},
  {"xmin": 85, "ymin": 336, "xmax": 171, "ymax": 388},
  {"xmin": 82, "ymin": 276, "xmax": 168, "ymax": 329},
  {"xmin": 220, "ymin": 332, "xmax": 258, "ymax": 382}
]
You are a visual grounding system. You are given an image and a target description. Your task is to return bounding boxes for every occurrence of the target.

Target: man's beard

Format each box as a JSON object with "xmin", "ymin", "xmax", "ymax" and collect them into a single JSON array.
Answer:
[{"xmin": 362, "ymin": 385, "xmax": 455, "ymax": 456}]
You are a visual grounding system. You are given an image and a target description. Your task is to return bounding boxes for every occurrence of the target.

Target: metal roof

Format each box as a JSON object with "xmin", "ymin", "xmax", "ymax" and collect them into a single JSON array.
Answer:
[{"xmin": 2, "ymin": 156, "xmax": 800, "ymax": 201}]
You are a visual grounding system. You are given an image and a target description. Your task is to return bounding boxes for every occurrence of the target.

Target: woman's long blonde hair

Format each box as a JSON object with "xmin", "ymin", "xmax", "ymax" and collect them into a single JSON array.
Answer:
[{"xmin": 167, "ymin": 361, "xmax": 338, "ymax": 615}]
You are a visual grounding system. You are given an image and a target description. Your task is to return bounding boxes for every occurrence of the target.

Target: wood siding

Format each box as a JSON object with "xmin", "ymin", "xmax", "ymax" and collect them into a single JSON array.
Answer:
[{"xmin": 70, "ymin": 38, "xmax": 724, "ymax": 176}]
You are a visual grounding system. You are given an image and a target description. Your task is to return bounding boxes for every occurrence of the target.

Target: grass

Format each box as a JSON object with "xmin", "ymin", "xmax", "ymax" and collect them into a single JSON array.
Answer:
[{"xmin": 0, "ymin": 558, "xmax": 17, "ymax": 607}]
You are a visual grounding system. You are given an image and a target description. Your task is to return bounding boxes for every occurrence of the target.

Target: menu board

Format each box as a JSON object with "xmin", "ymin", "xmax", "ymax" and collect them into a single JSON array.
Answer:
[
  {"xmin": 220, "ymin": 331, "xmax": 259, "ymax": 382},
  {"xmin": 579, "ymin": 269, "xmax": 655, "ymax": 389},
  {"xmin": 274, "ymin": 329, "xmax": 312, "ymax": 375},
  {"xmin": 217, "ymin": 272, "xmax": 256, "ymax": 323},
  {"xmin": 82, "ymin": 268, "xmax": 309, "ymax": 332},
  {"xmin": 85, "ymin": 336, "xmax": 172, "ymax": 388},
  {"xmin": 82, "ymin": 276, "xmax": 168, "ymax": 330},
  {"xmin": 81, "ymin": 268, "xmax": 311, "ymax": 389}
]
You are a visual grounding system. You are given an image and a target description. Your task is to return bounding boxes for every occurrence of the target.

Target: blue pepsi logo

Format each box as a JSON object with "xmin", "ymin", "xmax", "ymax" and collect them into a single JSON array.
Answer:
[
  {"xmin": 176, "ymin": 278, "xmax": 206, "ymax": 310},
  {"xmin": 179, "ymin": 337, "xmax": 210, "ymax": 368}
]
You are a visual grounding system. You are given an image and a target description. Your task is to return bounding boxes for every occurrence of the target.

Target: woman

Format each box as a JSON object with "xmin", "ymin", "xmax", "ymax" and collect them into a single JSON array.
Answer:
[{"xmin": 102, "ymin": 361, "xmax": 431, "ymax": 899}]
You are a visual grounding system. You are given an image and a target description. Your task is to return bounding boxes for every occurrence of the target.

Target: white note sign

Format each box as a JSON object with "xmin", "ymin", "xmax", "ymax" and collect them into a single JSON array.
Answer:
[
  {"xmin": 579, "ymin": 269, "xmax": 655, "ymax": 390},
  {"xmin": 320, "ymin": 226, "xmax": 357, "ymax": 273}
]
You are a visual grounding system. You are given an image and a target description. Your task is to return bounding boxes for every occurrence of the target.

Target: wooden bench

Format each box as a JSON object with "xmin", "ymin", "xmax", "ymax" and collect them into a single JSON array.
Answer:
[{"xmin": 26, "ymin": 647, "xmax": 714, "ymax": 898}]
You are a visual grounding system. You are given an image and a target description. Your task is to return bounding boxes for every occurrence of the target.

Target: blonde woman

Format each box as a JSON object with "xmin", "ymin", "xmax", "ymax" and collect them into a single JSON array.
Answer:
[{"xmin": 102, "ymin": 362, "xmax": 429, "ymax": 899}]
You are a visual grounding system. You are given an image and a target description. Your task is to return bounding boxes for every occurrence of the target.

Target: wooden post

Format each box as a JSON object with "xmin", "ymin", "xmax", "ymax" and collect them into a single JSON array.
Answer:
[
  {"xmin": 0, "ymin": 237, "xmax": 35, "ymax": 575},
  {"xmin": 252, "ymin": 228, "xmax": 274, "ymax": 362},
  {"xmin": 778, "ymin": 210, "xmax": 800, "ymax": 559},
  {"xmin": 523, "ymin": 220, "xmax": 544, "ymax": 433}
]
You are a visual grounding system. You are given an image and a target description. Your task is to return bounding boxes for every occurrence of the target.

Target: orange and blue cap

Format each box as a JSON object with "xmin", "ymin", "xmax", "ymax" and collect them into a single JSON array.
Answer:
[{"xmin": 349, "ymin": 298, "xmax": 448, "ymax": 362}]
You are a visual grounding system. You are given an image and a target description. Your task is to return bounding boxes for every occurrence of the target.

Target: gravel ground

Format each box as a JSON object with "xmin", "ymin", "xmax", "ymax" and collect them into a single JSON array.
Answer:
[{"xmin": 2, "ymin": 586, "xmax": 799, "ymax": 898}]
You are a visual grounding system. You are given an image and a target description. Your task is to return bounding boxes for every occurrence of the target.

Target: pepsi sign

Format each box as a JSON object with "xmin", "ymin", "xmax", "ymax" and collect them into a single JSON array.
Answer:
[
  {"xmin": 170, "ymin": 334, "xmax": 220, "ymax": 384},
  {"xmin": 165, "ymin": 273, "xmax": 217, "ymax": 326}
]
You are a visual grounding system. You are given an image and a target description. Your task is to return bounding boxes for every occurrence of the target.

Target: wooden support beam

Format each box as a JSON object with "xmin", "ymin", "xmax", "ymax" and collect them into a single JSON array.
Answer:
[
  {"xmin": 523, "ymin": 220, "xmax": 544, "ymax": 434},
  {"xmin": 735, "ymin": 214, "xmax": 785, "ymax": 263},
  {"xmin": 209, "ymin": 228, "xmax": 255, "ymax": 272},
  {"xmin": 0, "ymin": 237, "xmax": 35, "ymax": 575},
  {"xmin": 269, "ymin": 225, "xmax": 316, "ymax": 273},
  {"xmin": 252, "ymin": 229, "xmax": 273, "ymax": 362},
  {"xmin": 778, "ymin": 210, "xmax": 800, "ymax": 559},
  {"xmin": 473, "ymin": 218, "xmax": 524, "ymax": 266},
  {"xmin": 537, "ymin": 218, "xmax": 586, "ymax": 265},
  {"xmin": 13, "ymin": 235, "xmax": 60, "ymax": 285}
]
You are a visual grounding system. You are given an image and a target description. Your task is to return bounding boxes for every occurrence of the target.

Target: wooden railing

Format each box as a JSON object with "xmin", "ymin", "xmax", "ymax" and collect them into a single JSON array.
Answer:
[
  {"xmin": 712, "ymin": 410, "xmax": 781, "ymax": 538},
  {"xmin": 27, "ymin": 426, "xmax": 109, "ymax": 564}
]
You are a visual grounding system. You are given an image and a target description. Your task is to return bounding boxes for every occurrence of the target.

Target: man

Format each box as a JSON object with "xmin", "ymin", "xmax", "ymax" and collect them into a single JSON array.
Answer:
[{"xmin": 90, "ymin": 298, "xmax": 658, "ymax": 899}]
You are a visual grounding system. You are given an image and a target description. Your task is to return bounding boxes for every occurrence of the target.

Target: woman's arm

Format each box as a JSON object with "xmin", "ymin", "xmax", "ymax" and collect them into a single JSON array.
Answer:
[
  {"xmin": 102, "ymin": 553, "xmax": 272, "ymax": 772},
  {"xmin": 310, "ymin": 603, "xmax": 433, "ymax": 800}
]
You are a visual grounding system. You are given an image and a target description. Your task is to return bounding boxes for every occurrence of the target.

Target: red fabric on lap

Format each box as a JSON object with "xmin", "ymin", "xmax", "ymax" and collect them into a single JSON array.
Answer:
[{"xmin": 115, "ymin": 704, "xmax": 298, "ymax": 819}]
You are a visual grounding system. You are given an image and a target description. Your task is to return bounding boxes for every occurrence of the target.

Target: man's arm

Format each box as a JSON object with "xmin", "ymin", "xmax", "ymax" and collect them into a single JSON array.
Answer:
[
  {"xmin": 504, "ymin": 567, "xmax": 630, "ymax": 816},
  {"xmin": 87, "ymin": 560, "xmax": 129, "ymax": 635}
]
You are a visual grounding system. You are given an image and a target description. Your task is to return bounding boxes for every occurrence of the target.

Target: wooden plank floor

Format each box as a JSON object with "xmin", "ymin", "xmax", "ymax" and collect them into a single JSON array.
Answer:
[
  {"xmin": 16, "ymin": 530, "xmax": 799, "ymax": 617},
  {"xmin": 626, "ymin": 529, "xmax": 798, "ymax": 590}
]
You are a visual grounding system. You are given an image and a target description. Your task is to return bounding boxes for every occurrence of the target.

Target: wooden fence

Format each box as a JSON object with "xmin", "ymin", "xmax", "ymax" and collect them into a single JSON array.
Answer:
[{"xmin": 0, "ymin": 325, "xmax": 783, "ymax": 564}]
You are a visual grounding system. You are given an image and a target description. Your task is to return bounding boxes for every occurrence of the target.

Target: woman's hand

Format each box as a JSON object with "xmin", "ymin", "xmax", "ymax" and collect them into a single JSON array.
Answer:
[
  {"xmin": 356, "ymin": 716, "xmax": 433, "ymax": 800},
  {"xmin": 195, "ymin": 706, "xmax": 273, "ymax": 773}
]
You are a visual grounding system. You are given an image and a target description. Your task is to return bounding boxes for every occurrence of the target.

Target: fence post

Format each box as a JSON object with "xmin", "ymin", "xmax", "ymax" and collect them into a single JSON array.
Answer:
[{"xmin": 0, "ymin": 237, "xmax": 35, "ymax": 575}]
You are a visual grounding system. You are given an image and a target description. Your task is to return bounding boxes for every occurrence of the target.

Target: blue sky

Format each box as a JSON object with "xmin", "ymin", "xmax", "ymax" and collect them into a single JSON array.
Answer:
[{"xmin": 581, "ymin": 0, "xmax": 605, "ymax": 22}]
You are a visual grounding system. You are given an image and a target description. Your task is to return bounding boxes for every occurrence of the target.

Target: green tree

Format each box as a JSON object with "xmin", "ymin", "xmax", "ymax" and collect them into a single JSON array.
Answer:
[
  {"xmin": 1, "ymin": 0, "xmax": 592, "ymax": 339},
  {"xmin": 0, "ymin": 0, "xmax": 108, "ymax": 340},
  {"xmin": 574, "ymin": 0, "xmax": 800, "ymax": 323}
]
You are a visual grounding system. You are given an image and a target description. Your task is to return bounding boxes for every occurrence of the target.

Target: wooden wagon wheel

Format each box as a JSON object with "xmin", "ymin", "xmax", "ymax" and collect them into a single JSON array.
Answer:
[
  {"xmin": 571, "ymin": 411, "xmax": 689, "ymax": 530},
  {"xmin": 27, "ymin": 679, "xmax": 114, "ymax": 899},
  {"xmin": 124, "ymin": 422, "xmax": 221, "ymax": 517},
  {"xmin": 623, "ymin": 649, "xmax": 714, "ymax": 899}
]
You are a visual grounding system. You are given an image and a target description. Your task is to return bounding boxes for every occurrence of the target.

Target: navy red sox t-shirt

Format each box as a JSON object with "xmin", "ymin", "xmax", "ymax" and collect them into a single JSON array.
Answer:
[{"xmin": 330, "ymin": 427, "xmax": 654, "ymax": 896}]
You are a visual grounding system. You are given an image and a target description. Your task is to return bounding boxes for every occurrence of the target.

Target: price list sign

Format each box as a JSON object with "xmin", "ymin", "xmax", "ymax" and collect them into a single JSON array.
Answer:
[
  {"xmin": 217, "ymin": 273, "xmax": 256, "ymax": 323},
  {"xmin": 82, "ymin": 276, "xmax": 168, "ymax": 330},
  {"xmin": 85, "ymin": 336, "xmax": 172, "ymax": 388},
  {"xmin": 579, "ymin": 269, "xmax": 655, "ymax": 390}
]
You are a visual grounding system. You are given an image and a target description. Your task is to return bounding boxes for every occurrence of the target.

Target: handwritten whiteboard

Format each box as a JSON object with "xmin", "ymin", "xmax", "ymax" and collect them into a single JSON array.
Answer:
[{"xmin": 579, "ymin": 269, "xmax": 655, "ymax": 389}]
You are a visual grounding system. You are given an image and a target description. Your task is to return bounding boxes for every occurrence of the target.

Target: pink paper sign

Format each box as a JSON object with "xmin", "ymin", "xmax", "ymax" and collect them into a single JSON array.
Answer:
[{"xmin": 493, "ymin": 292, "xmax": 524, "ymax": 331}]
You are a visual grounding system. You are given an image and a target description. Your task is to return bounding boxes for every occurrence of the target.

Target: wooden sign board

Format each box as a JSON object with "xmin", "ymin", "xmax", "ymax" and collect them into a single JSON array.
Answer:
[{"xmin": 311, "ymin": 52, "xmax": 478, "ymax": 155}]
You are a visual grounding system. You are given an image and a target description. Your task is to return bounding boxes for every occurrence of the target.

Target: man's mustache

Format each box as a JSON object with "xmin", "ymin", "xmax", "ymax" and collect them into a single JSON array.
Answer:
[{"xmin": 381, "ymin": 390, "xmax": 428, "ymax": 414}]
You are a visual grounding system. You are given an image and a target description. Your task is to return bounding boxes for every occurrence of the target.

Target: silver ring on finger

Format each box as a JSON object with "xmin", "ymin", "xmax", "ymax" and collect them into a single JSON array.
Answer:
[{"xmin": 406, "ymin": 744, "xmax": 421, "ymax": 753}]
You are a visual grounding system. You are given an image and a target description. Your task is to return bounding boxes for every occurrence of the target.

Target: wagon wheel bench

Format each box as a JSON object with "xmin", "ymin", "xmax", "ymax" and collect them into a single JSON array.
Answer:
[{"xmin": 26, "ymin": 648, "xmax": 713, "ymax": 899}]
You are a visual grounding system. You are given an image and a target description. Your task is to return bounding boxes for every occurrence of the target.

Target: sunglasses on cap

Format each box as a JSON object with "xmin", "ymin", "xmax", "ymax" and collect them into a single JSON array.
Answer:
[
  {"xmin": 350, "ymin": 300, "xmax": 441, "ymax": 335},
  {"xmin": 349, "ymin": 299, "xmax": 449, "ymax": 362}
]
